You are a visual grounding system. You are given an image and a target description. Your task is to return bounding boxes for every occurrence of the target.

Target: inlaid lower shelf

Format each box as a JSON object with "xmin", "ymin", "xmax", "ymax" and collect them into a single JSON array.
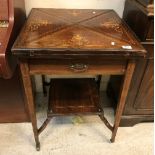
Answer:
[{"xmin": 48, "ymin": 78, "xmax": 103, "ymax": 116}]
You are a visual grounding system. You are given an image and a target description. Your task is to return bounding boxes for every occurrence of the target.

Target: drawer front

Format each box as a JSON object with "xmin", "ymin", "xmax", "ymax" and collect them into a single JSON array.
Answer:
[
  {"xmin": 146, "ymin": 19, "xmax": 154, "ymax": 41},
  {"xmin": 29, "ymin": 59, "xmax": 126, "ymax": 75},
  {"xmin": 142, "ymin": 42, "xmax": 154, "ymax": 58}
]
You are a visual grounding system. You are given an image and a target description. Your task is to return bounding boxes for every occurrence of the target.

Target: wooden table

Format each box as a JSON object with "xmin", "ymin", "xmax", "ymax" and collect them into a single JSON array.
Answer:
[{"xmin": 12, "ymin": 9, "xmax": 146, "ymax": 150}]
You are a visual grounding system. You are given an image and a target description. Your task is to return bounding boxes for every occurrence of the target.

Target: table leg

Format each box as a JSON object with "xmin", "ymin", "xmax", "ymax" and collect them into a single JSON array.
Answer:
[
  {"xmin": 20, "ymin": 62, "xmax": 40, "ymax": 151},
  {"xmin": 111, "ymin": 60, "xmax": 136, "ymax": 142},
  {"xmin": 42, "ymin": 75, "xmax": 47, "ymax": 96}
]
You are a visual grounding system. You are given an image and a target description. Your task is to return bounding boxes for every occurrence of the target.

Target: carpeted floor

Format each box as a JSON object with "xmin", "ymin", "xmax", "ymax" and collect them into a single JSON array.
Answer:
[{"xmin": 0, "ymin": 94, "xmax": 153, "ymax": 155}]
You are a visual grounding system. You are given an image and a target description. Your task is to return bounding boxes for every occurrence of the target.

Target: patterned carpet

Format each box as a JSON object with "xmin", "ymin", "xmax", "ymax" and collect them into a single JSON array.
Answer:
[{"xmin": 0, "ymin": 94, "xmax": 153, "ymax": 155}]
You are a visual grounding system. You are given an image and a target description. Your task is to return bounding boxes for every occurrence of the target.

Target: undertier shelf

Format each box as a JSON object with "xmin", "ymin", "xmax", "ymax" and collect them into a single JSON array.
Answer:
[{"xmin": 48, "ymin": 78, "xmax": 103, "ymax": 116}]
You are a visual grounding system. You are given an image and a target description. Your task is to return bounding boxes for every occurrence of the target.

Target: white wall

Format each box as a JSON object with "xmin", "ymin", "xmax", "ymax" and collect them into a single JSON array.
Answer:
[
  {"xmin": 25, "ymin": 0, "xmax": 125, "ymax": 17},
  {"xmin": 24, "ymin": 0, "xmax": 126, "ymax": 92}
]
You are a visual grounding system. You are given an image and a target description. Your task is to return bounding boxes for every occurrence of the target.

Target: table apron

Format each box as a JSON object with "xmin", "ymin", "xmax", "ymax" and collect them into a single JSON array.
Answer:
[{"xmin": 28, "ymin": 62, "xmax": 126, "ymax": 75}]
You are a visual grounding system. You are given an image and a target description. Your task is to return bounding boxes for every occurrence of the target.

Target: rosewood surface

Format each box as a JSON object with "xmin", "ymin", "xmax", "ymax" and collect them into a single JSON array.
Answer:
[
  {"xmin": 12, "ymin": 9, "xmax": 146, "ymax": 150},
  {"xmin": 108, "ymin": 0, "xmax": 154, "ymax": 126},
  {"xmin": 48, "ymin": 78, "xmax": 101, "ymax": 115},
  {"xmin": 12, "ymin": 9, "xmax": 145, "ymax": 57},
  {"xmin": 123, "ymin": 0, "xmax": 154, "ymax": 125}
]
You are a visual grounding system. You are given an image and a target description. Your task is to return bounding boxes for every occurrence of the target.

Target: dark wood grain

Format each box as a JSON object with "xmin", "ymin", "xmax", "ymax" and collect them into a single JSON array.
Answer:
[
  {"xmin": 134, "ymin": 59, "xmax": 154, "ymax": 109},
  {"xmin": 48, "ymin": 79, "xmax": 102, "ymax": 114},
  {"xmin": 29, "ymin": 59, "xmax": 126, "ymax": 75},
  {"xmin": 20, "ymin": 61, "xmax": 40, "ymax": 151},
  {"xmin": 142, "ymin": 42, "xmax": 154, "ymax": 58},
  {"xmin": 108, "ymin": 60, "xmax": 154, "ymax": 115},
  {"xmin": 12, "ymin": 9, "xmax": 146, "ymax": 58},
  {"xmin": 107, "ymin": 0, "xmax": 154, "ymax": 127},
  {"xmin": 111, "ymin": 60, "xmax": 136, "ymax": 142},
  {"xmin": 12, "ymin": 9, "xmax": 146, "ymax": 149},
  {"xmin": 0, "ymin": 67, "xmax": 29, "ymax": 122},
  {"xmin": 123, "ymin": 0, "xmax": 154, "ymax": 117},
  {"xmin": 120, "ymin": 115, "xmax": 153, "ymax": 126},
  {"xmin": 123, "ymin": 0, "xmax": 154, "ymax": 41},
  {"xmin": 136, "ymin": 0, "xmax": 154, "ymax": 6},
  {"xmin": 146, "ymin": 19, "xmax": 154, "ymax": 40}
]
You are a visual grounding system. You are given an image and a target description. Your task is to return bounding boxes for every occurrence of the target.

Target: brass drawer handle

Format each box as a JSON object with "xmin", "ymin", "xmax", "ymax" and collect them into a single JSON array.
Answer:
[
  {"xmin": 69, "ymin": 64, "xmax": 88, "ymax": 73},
  {"xmin": 0, "ymin": 20, "xmax": 9, "ymax": 28}
]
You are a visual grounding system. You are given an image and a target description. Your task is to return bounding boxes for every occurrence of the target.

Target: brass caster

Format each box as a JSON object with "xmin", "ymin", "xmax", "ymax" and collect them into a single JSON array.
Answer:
[
  {"xmin": 36, "ymin": 142, "xmax": 40, "ymax": 151},
  {"xmin": 110, "ymin": 138, "xmax": 115, "ymax": 143}
]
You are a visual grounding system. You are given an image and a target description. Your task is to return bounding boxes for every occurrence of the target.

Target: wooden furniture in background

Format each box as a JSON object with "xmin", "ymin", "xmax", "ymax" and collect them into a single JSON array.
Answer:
[
  {"xmin": 108, "ymin": 0, "xmax": 154, "ymax": 126},
  {"xmin": 136, "ymin": 0, "xmax": 154, "ymax": 7},
  {"xmin": 0, "ymin": 68, "xmax": 30, "ymax": 122},
  {"xmin": 0, "ymin": 0, "xmax": 29, "ymax": 122},
  {"xmin": 12, "ymin": 9, "xmax": 145, "ymax": 150}
]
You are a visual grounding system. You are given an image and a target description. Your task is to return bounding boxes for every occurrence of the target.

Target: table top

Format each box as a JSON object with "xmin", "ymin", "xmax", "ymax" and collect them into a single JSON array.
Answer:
[{"xmin": 12, "ymin": 9, "xmax": 146, "ymax": 58}]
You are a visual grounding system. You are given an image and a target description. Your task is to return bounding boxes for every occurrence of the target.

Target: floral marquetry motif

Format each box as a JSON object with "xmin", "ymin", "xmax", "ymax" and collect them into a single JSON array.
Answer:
[
  {"xmin": 11, "ymin": 9, "xmax": 147, "ymax": 150},
  {"xmin": 12, "ymin": 9, "xmax": 146, "ymax": 57},
  {"xmin": 70, "ymin": 34, "xmax": 89, "ymax": 48},
  {"xmin": 28, "ymin": 20, "xmax": 49, "ymax": 32}
]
